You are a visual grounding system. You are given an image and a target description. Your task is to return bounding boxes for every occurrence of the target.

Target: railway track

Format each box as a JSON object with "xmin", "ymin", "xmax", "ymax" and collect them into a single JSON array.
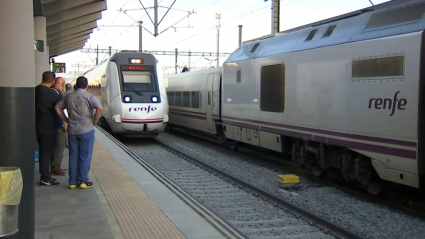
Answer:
[
  {"xmin": 150, "ymin": 139, "xmax": 362, "ymax": 239},
  {"xmin": 166, "ymin": 126, "xmax": 425, "ymax": 220},
  {"xmin": 98, "ymin": 126, "xmax": 362, "ymax": 239}
]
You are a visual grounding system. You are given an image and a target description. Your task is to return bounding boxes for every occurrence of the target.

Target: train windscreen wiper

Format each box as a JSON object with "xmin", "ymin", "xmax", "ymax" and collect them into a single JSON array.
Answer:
[{"xmin": 125, "ymin": 84, "xmax": 143, "ymax": 96}]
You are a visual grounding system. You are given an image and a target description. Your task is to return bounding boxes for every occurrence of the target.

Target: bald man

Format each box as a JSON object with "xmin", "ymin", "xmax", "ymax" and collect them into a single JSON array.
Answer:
[{"xmin": 51, "ymin": 77, "xmax": 67, "ymax": 176}]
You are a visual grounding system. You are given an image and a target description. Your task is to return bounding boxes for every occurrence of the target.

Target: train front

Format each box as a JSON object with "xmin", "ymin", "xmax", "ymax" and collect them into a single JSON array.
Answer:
[{"xmin": 112, "ymin": 53, "xmax": 168, "ymax": 137}]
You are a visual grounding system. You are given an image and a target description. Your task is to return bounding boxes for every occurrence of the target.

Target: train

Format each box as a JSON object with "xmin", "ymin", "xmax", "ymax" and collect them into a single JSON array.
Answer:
[
  {"xmin": 84, "ymin": 51, "xmax": 169, "ymax": 137},
  {"xmin": 164, "ymin": 0, "xmax": 425, "ymax": 194}
]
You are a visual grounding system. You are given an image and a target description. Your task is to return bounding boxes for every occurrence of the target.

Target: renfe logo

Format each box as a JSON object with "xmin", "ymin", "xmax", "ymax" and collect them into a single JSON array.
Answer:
[
  {"xmin": 129, "ymin": 105, "xmax": 158, "ymax": 113},
  {"xmin": 368, "ymin": 91, "xmax": 407, "ymax": 116}
]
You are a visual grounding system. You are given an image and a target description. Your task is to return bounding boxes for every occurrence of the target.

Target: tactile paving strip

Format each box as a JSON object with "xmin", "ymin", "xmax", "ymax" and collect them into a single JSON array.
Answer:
[{"xmin": 91, "ymin": 141, "xmax": 185, "ymax": 239}]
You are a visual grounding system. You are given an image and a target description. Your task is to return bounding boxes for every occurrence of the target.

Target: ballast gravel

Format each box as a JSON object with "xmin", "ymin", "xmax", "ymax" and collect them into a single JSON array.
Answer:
[
  {"xmin": 141, "ymin": 131, "xmax": 425, "ymax": 239},
  {"xmin": 125, "ymin": 138, "xmax": 331, "ymax": 239}
]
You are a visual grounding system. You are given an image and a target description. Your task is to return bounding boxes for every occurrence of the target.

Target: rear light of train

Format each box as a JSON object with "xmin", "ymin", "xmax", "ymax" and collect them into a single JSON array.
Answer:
[{"xmin": 124, "ymin": 96, "xmax": 132, "ymax": 103}]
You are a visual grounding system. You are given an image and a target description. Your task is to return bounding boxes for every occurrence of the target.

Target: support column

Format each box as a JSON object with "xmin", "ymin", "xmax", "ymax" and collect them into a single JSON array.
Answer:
[
  {"xmin": 272, "ymin": 0, "xmax": 280, "ymax": 34},
  {"xmin": 0, "ymin": 1, "xmax": 36, "ymax": 239},
  {"xmin": 96, "ymin": 45, "xmax": 99, "ymax": 65},
  {"xmin": 238, "ymin": 25, "xmax": 243, "ymax": 46},
  {"xmin": 138, "ymin": 21, "xmax": 143, "ymax": 52},
  {"xmin": 175, "ymin": 48, "xmax": 178, "ymax": 74},
  {"xmin": 188, "ymin": 50, "xmax": 191, "ymax": 70},
  {"xmin": 34, "ymin": 17, "xmax": 49, "ymax": 86}
]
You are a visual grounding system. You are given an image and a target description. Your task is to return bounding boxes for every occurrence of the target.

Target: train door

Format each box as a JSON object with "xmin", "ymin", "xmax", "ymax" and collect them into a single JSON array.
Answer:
[{"xmin": 207, "ymin": 73, "xmax": 214, "ymax": 131}]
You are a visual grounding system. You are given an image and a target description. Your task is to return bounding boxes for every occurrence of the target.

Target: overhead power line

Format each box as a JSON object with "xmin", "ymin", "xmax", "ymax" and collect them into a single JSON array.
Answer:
[{"xmin": 81, "ymin": 48, "xmax": 231, "ymax": 57}]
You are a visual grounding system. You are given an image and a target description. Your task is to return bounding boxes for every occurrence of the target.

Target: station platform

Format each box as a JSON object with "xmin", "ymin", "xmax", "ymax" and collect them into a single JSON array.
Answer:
[{"xmin": 34, "ymin": 128, "xmax": 226, "ymax": 239}]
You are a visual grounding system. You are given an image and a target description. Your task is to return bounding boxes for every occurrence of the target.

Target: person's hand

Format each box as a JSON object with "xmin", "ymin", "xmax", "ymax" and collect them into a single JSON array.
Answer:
[
  {"xmin": 54, "ymin": 84, "xmax": 63, "ymax": 92},
  {"xmin": 91, "ymin": 118, "xmax": 98, "ymax": 125},
  {"xmin": 63, "ymin": 124, "xmax": 68, "ymax": 133}
]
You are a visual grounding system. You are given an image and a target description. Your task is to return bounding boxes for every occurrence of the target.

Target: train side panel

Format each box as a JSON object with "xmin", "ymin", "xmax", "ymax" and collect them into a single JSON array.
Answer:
[
  {"xmin": 166, "ymin": 68, "xmax": 221, "ymax": 134},
  {"xmin": 222, "ymin": 32, "xmax": 421, "ymax": 188}
]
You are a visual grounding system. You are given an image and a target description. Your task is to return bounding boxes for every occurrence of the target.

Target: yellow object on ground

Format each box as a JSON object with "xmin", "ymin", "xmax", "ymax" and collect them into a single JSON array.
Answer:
[{"xmin": 278, "ymin": 174, "xmax": 300, "ymax": 184}]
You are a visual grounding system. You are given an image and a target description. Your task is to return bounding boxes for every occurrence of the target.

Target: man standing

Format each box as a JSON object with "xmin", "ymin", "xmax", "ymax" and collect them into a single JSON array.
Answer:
[
  {"xmin": 64, "ymin": 83, "xmax": 73, "ymax": 148},
  {"xmin": 56, "ymin": 76, "xmax": 103, "ymax": 189},
  {"xmin": 65, "ymin": 83, "xmax": 73, "ymax": 94},
  {"xmin": 35, "ymin": 71, "xmax": 62, "ymax": 186},
  {"xmin": 51, "ymin": 77, "xmax": 67, "ymax": 176}
]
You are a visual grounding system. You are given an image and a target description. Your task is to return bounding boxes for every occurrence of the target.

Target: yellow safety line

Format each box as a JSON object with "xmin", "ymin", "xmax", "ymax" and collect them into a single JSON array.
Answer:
[{"xmin": 91, "ymin": 141, "xmax": 186, "ymax": 239}]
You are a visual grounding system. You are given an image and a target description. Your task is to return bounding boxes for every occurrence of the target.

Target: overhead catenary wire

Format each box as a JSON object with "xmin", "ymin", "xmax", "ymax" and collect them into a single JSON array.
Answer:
[{"xmin": 163, "ymin": 2, "xmax": 271, "ymax": 49}]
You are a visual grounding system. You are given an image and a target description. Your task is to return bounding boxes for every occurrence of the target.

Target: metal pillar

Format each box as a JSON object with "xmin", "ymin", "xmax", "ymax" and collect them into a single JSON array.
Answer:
[
  {"xmin": 96, "ymin": 45, "xmax": 99, "ymax": 65},
  {"xmin": 216, "ymin": 13, "xmax": 221, "ymax": 68},
  {"xmin": 0, "ymin": 0, "xmax": 35, "ymax": 238},
  {"xmin": 154, "ymin": 0, "xmax": 158, "ymax": 36},
  {"xmin": 271, "ymin": 0, "xmax": 280, "ymax": 34},
  {"xmin": 175, "ymin": 48, "xmax": 178, "ymax": 74},
  {"xmin": 188, "ymin": 50, "xmax": 191, "ymax": 69},
  {"xmin": 108, "ymin": 46, "xmax": 112, "ymax": 56},
  {"xmin": 238, "ymin": 25, "xmax": 243, "ymax": 46},
  {"xmin": 138, "ymin": 21, "xmax": 143, "ymax": 52}
]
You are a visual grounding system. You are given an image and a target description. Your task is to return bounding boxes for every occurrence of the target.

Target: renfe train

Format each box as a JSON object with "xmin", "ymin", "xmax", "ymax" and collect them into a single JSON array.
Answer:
[
  {"xmin": 84, "ymin": 52, "xmax": 169, "ymax": 137},
  {"xmin": 165, "ymin": 0, "xmax": 425, "ymax": 194}
]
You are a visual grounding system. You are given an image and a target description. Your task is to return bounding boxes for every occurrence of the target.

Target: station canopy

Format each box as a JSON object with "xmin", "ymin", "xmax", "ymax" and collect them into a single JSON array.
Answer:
[{"xmin": 34, "ymin": 0, "xmax": 107, "ymax": 57}]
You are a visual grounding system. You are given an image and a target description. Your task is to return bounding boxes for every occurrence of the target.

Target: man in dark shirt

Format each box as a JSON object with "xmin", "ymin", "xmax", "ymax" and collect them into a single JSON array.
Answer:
[{"xmin": 35, "ymin": 71, "xmax": 63, "ymax": 186}]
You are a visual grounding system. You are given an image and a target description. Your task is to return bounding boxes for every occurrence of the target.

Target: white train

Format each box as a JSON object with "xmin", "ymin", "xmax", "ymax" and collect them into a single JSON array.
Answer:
[
  {"xmin": 165, "ymin": 0, "xmax": 425, "ymax": 193},
  {"xmin": 85, "ymin": 52, "xmax": 169, "ymax": 137}
]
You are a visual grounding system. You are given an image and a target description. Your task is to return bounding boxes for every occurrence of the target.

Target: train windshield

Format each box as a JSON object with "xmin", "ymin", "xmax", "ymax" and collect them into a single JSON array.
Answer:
[{"xmin": 121, "ymin": 70, "xmax": 156, "ymax": 92}]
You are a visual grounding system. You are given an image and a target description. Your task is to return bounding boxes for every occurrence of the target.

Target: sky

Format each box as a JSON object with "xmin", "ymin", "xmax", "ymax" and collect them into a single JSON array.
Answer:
[{"xmin": 54, "ymin": 0, "xmax": 390, "ymax": 83}]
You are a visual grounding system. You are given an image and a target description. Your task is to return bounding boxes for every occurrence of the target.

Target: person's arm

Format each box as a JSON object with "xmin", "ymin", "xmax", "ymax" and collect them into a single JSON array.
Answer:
[
  {"xmin": 90, "ymin": 95, "xmax": 103, "ymax": 125},
  {"xmin": 92, "ymin": 106, "xmax": 103, "ymax": 125},
  {"xmin": 55, "ymin": 99, "xmax": 69, "ymax": 124},
  {"xmin": 56, "ymin": 107, "xmax": 69, "ymax": 124},
  {"xmin": 53, "ymin": 85, "xmax": 65, "ymax": 98}
]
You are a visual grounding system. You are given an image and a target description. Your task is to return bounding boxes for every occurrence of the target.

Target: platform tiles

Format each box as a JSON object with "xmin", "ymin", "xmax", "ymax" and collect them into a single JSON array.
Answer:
[{"xmin": 35, "ymin": 128, "xmax": 226, "ymax": 239}]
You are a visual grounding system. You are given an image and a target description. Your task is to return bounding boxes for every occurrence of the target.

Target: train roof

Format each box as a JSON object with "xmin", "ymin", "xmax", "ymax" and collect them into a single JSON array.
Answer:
[
  {"xmin": 225, "ymin": 0, "xmax": 425, "ymax": 63},
  {"xmin": 164, "ymin": 66, "xmax": 222, "ymax": 79}
]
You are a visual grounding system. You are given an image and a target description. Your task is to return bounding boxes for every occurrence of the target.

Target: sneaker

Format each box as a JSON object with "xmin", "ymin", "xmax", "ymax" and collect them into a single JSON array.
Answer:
[
  {"xmin": 69, "ymin": 185, "xmax": 77, "ymax": 189},
  {"xmin": 79, "ymin": 182, "xmax": 93, "ymax": 189},
  {"xmin": 51, "ymin": 168, "xmax": 66, "ymax": 176},
  {"xmin": 40, "ymin": 178, "xmax": 60, "ymax": 186}
]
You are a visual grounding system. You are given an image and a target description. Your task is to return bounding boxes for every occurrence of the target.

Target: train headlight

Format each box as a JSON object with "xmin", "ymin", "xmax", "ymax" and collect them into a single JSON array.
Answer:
[
  {"xmin": 151, "ymin": 96, "xmax": 158, "ymax": 103},
  {"xmin": 130, "ymin": 58, "xmax": 142, "ymax": 64},
  {"xmin": 124, "ymin": 96, "xmax": 131, "ymax": 103}
]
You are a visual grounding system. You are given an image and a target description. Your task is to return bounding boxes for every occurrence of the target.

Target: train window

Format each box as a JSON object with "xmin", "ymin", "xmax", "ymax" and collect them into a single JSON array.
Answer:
[
  {"xmin": 175, "ymin": 92, "xmax": 182, "ymax": 106},
  {"xmin": 122, "ymin": 71, "xmax": 156, "ymax": 92},
  {"xmin": 352, "ymin": 56, "xmax": 404, "ymax": 79},
  {"xmin": 183, "ymin": 91, "xmax": 191, "ymax": 107},
  {"xmin": 250, "ymin": 43, "xmax": 260, "ymax": 53},
  {"xmin": 208, "ymin": 92, "xmax": 211, "ymax": 105},
  {"xmin": 260, "ymin": 64, "xmax": 285, "ymax": 113},
  {"xmin": 168, "ymin": 91, "xmax": 174, "ymax": 106},
  {"xmin": 122, "ymin": 71, "xmax": 151, "ymax": 83},
  {"xmin": 305, "ymin": 29, "xmax": 318, "ymax": 41},
  {"xmin": 191, "ymin": 91, "xmax": 200, "ymax": 108},
  {"xmin": 322, "ymin": 25, "xmax": 336, "ymax": 38},
  {"xmin": 237, "ymin": 70, "xmax": 241, "ymax": 83}
]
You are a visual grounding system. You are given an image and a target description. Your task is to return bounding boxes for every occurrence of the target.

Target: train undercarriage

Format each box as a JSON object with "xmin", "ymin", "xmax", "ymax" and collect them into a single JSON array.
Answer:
[{"xmin": 216, "ymin": 126, "xmax": 384, "ymax": 195}]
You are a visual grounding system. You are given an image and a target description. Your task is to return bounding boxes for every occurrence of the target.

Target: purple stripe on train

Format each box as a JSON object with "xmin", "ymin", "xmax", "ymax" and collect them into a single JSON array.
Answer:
[
  {"xmin": 222, "ymin": 120, "xmax": 416, "ymax": 159},
  {"xmin": 222, "ymin": 116, "xmax": 416, "ymax": 147}
]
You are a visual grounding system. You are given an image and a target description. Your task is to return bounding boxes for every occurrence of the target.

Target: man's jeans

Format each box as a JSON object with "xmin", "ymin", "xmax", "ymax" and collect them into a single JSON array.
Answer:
[{"xmin": 68, "ymin": 130, "xmax": 95, "ymax": 185}]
